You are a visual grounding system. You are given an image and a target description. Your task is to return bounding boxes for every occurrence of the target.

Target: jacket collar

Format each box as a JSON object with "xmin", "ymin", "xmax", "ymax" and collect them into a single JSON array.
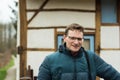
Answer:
[{"xmin": 59, "ymin": 43, "xmax": 83, "ymax": 58}]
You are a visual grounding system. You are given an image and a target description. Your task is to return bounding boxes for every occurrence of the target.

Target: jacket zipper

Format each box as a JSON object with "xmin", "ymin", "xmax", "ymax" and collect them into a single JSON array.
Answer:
[{"xmin": 73, "ymin": 57, "xmax": 77, "ymax": 80}]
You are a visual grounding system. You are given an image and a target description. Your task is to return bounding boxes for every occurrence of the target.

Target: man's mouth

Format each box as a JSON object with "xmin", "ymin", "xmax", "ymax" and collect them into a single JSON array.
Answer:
[{"xmin": 72, "ymin": 45, "xmax": 80, "ymax": 48}]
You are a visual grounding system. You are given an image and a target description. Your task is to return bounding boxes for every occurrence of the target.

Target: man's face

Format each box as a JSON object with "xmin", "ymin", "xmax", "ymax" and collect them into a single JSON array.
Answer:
[{"xmin": 63, "ymin": 30, "xmax": 84, "ymax": 53}]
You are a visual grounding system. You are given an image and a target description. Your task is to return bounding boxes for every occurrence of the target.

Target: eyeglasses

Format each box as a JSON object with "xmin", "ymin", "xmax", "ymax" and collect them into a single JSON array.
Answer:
[{"xmin": 67, "ymin": 36, "xmax": 83, "ymax": 41}]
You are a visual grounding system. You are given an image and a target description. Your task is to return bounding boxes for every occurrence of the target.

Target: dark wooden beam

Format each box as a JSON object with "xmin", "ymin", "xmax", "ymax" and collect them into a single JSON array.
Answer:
[
  {"xmin": 19, "ymin": 0, "xmax": 27, "ymax": 78},
  {"xmin": 27, "ymin": 8, "xmax": 95, "ymax": 13},
  {"xmin": 28, "ymin": 0, "xmax": 50, "ymax": 24}
]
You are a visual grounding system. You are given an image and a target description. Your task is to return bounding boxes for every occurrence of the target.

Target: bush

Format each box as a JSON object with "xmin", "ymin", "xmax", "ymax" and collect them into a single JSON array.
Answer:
[
  {"xmin": 0, "ymin": 70, "xmax": 7, "ymax": 80},
  {"xmin": 0, "ymin": 57, "xmax": 14, "ymax": 80}
]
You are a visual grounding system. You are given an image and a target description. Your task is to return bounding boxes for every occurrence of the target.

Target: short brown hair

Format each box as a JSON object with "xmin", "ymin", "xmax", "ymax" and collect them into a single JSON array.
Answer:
[{"xmin": 64, "ymin": 23, "xmax": 84, "ymax": 35}]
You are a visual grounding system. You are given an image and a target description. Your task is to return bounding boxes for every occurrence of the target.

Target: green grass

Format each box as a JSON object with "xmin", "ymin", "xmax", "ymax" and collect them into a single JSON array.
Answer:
[{"xmin": 0, "ymin": 57, "xmax": 14, "ymax": 80}]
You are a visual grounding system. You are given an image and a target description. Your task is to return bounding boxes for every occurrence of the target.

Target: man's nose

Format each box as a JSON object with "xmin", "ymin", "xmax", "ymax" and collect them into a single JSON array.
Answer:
[{"xmin": 74, "ymin": 39, "xmax": 79, "ymax": 43}]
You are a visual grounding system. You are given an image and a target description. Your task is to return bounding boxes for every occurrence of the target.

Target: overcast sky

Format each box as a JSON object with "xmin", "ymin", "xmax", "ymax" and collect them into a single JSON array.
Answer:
[{"xmin": 0, "ymin": 0, "xmax": 18, "ymax": 24}]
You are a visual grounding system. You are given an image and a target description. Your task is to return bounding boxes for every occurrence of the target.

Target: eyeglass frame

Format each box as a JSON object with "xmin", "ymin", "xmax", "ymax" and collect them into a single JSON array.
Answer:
[{"xmin": 67, "ymin": 36, "xmax": 84, "ymax": 41}]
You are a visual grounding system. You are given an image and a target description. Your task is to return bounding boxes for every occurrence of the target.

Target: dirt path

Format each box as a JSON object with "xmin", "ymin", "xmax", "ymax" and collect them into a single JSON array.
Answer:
[
  {"xmin": 4, "ymin": 56, "xmax": 16, "ymax": 80},
  {"xmin": 5, "ymin": 66, "xmax": 16, "ymax": 80}
]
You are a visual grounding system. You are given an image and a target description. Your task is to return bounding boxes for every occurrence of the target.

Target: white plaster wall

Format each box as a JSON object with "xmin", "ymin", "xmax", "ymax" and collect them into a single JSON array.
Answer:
[
  {"xmin": 100, "ymin": 50, "xmax": 120, "ymax": 72},
  {"xmin": 28, "ymin": 12, "xmax": 95, "ymax": 28},
  {"xmin": 26, "ymin": 0, "xmax": 95, "ymax": 10},
  {"xmin": 27, "ymin": 51, "xmax": 54, "ymax": 76},
  {"xmin": 57, "ymin": 28, "xmax": 65, "ymax": 32},
  {"xmin": 100, "ymin": 26, "xmax": 120, "ymax": 71},
  {"xmin": 26, "ymin": 0, "xmax": 43, "ymax": 9},
  {"xmin": 44, "ymin": 0, "xmax": 95, "ymax": 10},
  {"xmin": 100, "ymin": 26, "xmax": 120, "ymax": 80},
  {"xmin": 27, "ymin": 0, "xmax": 95, "ymax": 28},
  {"xmin": 16, "ymin": 6, "xmax": 20, "ymax": 80},
  {"xmin": 27, "ymin": 29, "xmax": 54, "ymax": 48},
  {"xmin": 101, "ymin": 26, "xmax": 120, "ymax": 48}
]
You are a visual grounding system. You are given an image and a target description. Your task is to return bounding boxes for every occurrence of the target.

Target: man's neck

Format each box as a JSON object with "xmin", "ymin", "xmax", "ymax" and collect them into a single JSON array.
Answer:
[{"xmin": 71, "ymin": 52, "xmax": 78, "ymax": 56}]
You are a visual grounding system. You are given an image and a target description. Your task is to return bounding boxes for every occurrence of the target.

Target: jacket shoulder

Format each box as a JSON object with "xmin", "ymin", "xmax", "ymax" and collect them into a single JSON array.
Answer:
[{"xmin": 45, "ymin": 51, "xmax": 61, "ymax": 61}]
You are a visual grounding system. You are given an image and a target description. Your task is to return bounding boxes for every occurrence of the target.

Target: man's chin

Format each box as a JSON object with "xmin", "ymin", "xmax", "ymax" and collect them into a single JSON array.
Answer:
[{"xmin": 71, "ymin": 49, "xmax": 79, "ymax": 52}]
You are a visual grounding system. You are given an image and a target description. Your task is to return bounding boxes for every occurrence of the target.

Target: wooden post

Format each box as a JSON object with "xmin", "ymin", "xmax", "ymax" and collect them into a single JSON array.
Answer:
[
  {"xmin": 96, "ymin": 0, "xmax": 101, "ymax": 80},
  {"xmin": 19, "ymin": 0, "xmax": 27, "ymax": 78}
]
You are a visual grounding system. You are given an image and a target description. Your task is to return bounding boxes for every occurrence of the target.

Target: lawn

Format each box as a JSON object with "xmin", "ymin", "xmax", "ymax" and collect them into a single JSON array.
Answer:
[{"xmin": 0, "ymin": 57, "xmax": 14, "ymax": 80}]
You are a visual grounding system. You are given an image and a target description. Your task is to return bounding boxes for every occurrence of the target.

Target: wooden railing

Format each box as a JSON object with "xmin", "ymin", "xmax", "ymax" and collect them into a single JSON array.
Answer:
[{"xmin": 20, "ymin": 65, "xmax": 37, "ymax": 80}]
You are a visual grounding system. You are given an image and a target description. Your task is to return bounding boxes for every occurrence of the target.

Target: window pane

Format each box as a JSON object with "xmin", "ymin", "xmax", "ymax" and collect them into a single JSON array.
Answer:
[
  {"xmin": 57, "ymin": 35, "xmax": 94, "ymax": 52},
  {"xmin": 101, "ymin": 0, "xmax": 117, "ymax": 23},
  {"xmin": 83, "ymin": 39, "xmax": 90, "ymax": 50}
]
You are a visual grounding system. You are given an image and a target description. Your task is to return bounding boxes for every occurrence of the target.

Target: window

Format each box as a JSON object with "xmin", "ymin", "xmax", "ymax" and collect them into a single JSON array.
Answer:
[
  {"xmin": 57, "ymin": 35, "xmax": 94, "ymax": 52},
  {"xmin": 101, "ymin": 0, "xmax": 117, "ymax": 23}
]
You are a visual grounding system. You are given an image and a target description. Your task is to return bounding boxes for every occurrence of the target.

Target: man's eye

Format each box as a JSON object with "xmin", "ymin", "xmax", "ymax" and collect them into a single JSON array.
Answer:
[
  {"xmin": 78, "ymin": 38, "xmax": 82, "ymax": 40},
  {"xmin": 68, "ymin": 36, "xmax": 83, "ymax": 41},
  {"xmin": 71, "ymin": 37, "xmax": 76, "ymax": 40}
]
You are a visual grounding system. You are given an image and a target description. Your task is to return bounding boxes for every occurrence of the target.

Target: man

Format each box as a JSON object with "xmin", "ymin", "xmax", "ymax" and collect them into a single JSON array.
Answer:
[{"xmin": 38, "ymin": 23, "xmax": 120, "ymax": 80}]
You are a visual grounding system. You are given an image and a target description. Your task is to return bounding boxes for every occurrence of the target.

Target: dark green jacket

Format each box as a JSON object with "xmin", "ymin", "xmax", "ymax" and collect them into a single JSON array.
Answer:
[{"xmin": 38, "ymin": 45, "xmax": 120, "ymax": 80}]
